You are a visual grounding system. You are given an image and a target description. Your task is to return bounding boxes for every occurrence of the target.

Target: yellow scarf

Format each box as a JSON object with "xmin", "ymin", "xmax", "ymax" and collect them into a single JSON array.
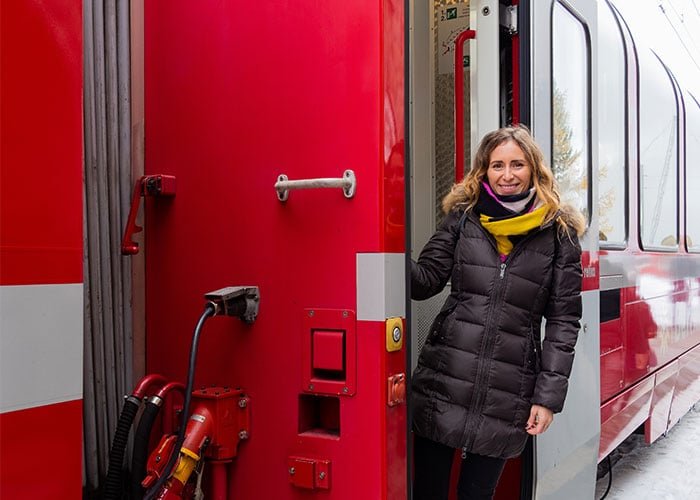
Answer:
[{"xmin": 479, "ymin": 205, "xmax": 548, "ymax": 256}]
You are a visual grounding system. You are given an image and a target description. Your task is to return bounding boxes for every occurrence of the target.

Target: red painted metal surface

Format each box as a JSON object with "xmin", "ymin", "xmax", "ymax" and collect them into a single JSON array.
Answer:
[
  {"xmin": 303, "ymin": 309, "xmax": 357, "ymax": 396},
  {"xmin": 511, "ymin": 0, "xmax": 520, "ymax": 125},
  {"xmin": 0, "ymin": 400, "xmax": 83, "ymax": 499},
  {"xmin": 645, "ymin": 360, "xmax": 678, "ymax": 444},
  {"xmin": 0, "ymin": 2, "xmax": 83, "ymax": 499},
  {"xmin": 454, "ymin": 29, "xmax": 477, "ymax": 182},
  {"xmin": 287, "ymin": 456, "xmax": 331, "ymax": 490},
  {"xmin": 600, "ymin": 318, "xmax": 624, "ymax": 402},
  {"xmin": 0, "ymin": 0, "xmax": 83, "ymax": 286},
  {"xmin": 143, "ymin": 1, "xmax": 406, "ymax": 497},
  {"xmin": 190, "ymin": 388, "xmax": 250, "ymax": 460},
  {"xmin": 599, "ymin": 375, "xmax": 654, "ymax": 460},
  {"xmin": 667, "ymin": 344, "xmax": 700, "ymax": 428},
  {"xmin": 382, "ymin": 0, "xmax": 406, "ymax": 253},
  {"xmin": 598, "ymin": 247, "xmax": 700, "ymax": 459}
]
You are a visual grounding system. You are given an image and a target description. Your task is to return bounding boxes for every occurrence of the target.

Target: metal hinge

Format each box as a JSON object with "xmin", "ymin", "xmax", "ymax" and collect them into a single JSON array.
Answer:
[{"xmin": 500, "ymin": 4, "xmax": 518, "ymax": 35}]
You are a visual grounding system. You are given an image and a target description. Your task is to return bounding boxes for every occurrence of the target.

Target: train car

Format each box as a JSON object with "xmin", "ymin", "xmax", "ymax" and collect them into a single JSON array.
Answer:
[{"xmin": 2, "ymin": 0, "xmax": 700, "ymax": 499}]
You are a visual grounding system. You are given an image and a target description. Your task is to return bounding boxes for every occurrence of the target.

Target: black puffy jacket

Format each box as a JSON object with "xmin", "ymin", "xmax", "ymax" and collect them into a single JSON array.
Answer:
[{"xmin": 411, "ymin": 208, "xmax": 582, "ymax": 459}]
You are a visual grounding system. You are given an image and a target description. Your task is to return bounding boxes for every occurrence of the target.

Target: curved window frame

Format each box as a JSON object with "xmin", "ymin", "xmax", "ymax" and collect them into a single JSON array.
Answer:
[
  {"xmin": 550, "ymin": 0, "xmax": 593, "ymax": 228},
  {"xmin": 636, "ymin": 49, "xmax": 680, "ymax": 252},
  {"xmin": 598, "ymin": 0, "xmax": 629, "ymax": 250},
  {"xmin": 685, "ymin": 92, "xmax": 700, "ymax": 253}
]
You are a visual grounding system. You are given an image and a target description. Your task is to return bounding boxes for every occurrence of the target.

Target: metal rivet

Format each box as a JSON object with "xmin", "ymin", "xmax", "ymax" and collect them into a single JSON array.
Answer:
[
  {"xmin": 155, "ymin": 456, "xmax": 161, "ymax": 462},
  {"xmin": 308, "ymin": 310, "xmax": 315, "ymax": 317},
  {"xmin": 342, "ymin": 310, "xmax": 348, "ymax": 318},
  {"xmin": 319, "ymin": 472, "xmax": 326, "ymax": 480},
  {"xmin": 289, "ymin": 467, "xmax": 296, "ymax": 475},
  {"xmin": 309, "ymin": 384, "xmax": 314, "ymax": 391},
  {"xmin": 343, "ymin": 387, "xmax": 349, "ymax": 393},
  {"xmin": 238, "ymin": 430, "xmax": 249, "ymax": 440},
  {"xmin": 238, "ymin": 399, "xmax": 247, "ymax": 408},
  {"xmin": 482, "ymin": 6, "xmax": 490, "ymax": 15}
]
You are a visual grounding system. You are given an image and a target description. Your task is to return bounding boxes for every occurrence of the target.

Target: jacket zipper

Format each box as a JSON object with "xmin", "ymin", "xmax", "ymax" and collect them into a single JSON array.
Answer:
[
  {"xmin": 460, "ymin": 214, "xmax": 551, "ymax": 450},
  {"xmin": 462, "ymin": 261, "xmax": 508, "ymax": 449}
]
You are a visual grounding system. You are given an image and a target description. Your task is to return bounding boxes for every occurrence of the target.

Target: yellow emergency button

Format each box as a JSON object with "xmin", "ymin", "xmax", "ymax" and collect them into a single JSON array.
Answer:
[{"xmin": 385, "ymin": 317, "xmax": 403, "ymax": 352}]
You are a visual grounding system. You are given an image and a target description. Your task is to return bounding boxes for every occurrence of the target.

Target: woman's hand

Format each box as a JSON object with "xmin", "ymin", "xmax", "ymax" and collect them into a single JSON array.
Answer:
[{"xmin": 526, "ymin": 404, "xmax": 553, "ymax": 435}]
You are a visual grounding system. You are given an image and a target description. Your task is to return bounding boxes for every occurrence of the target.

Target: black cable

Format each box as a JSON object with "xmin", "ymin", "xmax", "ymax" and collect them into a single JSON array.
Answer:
[
  {"xmin": 143, "ymin": 303, "xmax": 216, "ymax": 500},
  {"xmin": 103, "ymin": 395, "xmax": 141, "ymax": 500},
  {"xmin": 598, "ymin": 454, "xmax": 613, "ymax": 500}
]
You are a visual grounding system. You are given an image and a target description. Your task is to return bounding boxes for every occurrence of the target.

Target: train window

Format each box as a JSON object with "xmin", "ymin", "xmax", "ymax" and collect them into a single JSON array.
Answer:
[
  {"xmin": 552, "ymin": 2, "xmax": 590, "ymax": 223},
  {"xmin": 597, "ymin": 3, "xmax": 626, "ymax": 246},
  {"xmin": 686, "ymin": 93, "xmax": 700, "ymax": 252},
  {"xmin": 638, "ymin": 49, "xmax": 678, "ymax": 250}
]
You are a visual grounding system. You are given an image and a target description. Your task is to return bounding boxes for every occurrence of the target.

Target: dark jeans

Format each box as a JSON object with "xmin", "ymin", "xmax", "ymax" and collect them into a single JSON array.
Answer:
[{"xmin": 413, "ymin": 434, "xmax": 507, "ymax": 500}]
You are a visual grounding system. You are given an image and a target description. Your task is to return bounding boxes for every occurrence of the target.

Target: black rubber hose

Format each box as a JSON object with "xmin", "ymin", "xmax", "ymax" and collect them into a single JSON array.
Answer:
[
  {"xmin": 103, "ymin": 396, "xmax": 141, "ymax": 500},
  {"xmin": 130, "ymin": 398, "xmax": 162, "ymax": 499},
  {"xmin": 143, "ymin": 303, "xmax": 216, "ymax": 500}
]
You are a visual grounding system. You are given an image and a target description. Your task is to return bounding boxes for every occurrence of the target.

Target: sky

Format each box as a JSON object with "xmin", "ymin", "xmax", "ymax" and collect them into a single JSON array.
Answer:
[{"xmin": 612, "ymin": 0, "xmax": 700, "ymax": 98}]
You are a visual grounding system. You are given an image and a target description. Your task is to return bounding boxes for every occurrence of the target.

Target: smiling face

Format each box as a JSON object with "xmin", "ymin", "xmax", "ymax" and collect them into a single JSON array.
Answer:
[{"xmin": 486, "ymin": 140, "xmax": 533, "ymax": 196}]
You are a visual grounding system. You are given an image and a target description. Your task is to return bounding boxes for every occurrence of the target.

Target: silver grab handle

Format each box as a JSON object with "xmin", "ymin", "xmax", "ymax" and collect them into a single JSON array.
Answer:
[{"xmin": 274, "ymin": 169, "xmax": 356, "ymax": 201}]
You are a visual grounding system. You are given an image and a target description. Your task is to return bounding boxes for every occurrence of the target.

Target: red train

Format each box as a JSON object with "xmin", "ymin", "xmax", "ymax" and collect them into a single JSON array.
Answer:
[{"xmin": 2, "ymin": 0, "xmax": 700, "ymax": 499}]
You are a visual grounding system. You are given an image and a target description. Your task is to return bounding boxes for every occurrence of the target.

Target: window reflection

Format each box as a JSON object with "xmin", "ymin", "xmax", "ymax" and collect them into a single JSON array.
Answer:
[
  {"xmin": 552, "ymin": 2, "xmax": 590, "ymax": 222},
  {"xmin": 639, "ymin": 49, "xmax": 678, "ymax": 249},
  {"xmin": 598, "ymin": 3, "xmax": 626, "ymax": 245},
  {"xmin": 686, "ymin": 94, "xmax": 700, "ymax": 252}
]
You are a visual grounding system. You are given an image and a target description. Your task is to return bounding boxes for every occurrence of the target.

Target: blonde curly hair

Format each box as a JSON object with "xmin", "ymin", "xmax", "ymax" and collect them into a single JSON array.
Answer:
[{"xmin": 442, "ymin": 125, "xmax": 585, "ymax": 236}]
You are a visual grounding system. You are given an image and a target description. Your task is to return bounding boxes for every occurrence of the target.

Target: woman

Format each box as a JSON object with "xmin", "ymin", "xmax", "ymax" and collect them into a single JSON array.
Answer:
[{"xmin": 411, "ymin": 126, "xmax": 584, "ymax": 499}]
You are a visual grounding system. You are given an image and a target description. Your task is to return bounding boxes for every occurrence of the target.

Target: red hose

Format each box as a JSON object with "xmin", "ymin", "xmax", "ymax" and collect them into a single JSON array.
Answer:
[
  {"xmin": 156, "ymin": 382, "xmax": 185, "ymax": 400},
  {"xmin": 133, "ymin": 374, "xmax": 168, "ymax": 399}
]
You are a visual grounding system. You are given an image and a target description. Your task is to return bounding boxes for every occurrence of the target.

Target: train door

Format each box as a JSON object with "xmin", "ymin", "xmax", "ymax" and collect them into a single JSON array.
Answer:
[
  {"xmin": 409, "ymin": 1, "xmax": 526, "ymax": 498},
  {"xmin": 410, "ymin": 0, "xmax": 501, "ymax": 368},
  {"xmin": 140, "ymin": 1, "xmax": 407, "ymax": 498},
  {"xmin": 530, "ymin": 1, "xmax": 600, "ymax": 498},
  {"xmin": 410, "ymin": 1, "xmax": 600, "ymax": 498}
]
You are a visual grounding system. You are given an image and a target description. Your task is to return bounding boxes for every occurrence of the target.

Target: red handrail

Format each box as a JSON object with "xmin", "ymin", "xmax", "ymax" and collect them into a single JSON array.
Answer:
[{"xmin": 454, "ymin": 29, "xmax": 476, "ymax": 183}]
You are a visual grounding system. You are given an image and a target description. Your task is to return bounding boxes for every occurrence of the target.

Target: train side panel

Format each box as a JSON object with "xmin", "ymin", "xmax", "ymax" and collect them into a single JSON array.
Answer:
[
  {"xmin": 0, "ymin": 1, "xmax": 83, "ymax": 498},
  {"xmin": 142, "ymin": 1, "xmax": 406, "ymax": 498}
]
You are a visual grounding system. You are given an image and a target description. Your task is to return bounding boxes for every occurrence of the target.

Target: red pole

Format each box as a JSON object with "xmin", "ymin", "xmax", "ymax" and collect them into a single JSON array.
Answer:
[
  {"xmin": 209, "ymin": 461, "xmax": 229, "ymax": 500},
  {"xmin": 454, "ymin": 29, "xmax": 476, "ymax": 183}
]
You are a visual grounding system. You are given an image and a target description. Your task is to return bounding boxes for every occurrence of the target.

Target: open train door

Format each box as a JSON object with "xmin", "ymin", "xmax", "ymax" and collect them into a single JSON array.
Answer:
[
  {"xmin": 409, "ymin": 1, "xmax": 600, "ymax": 498},
  {"xmin": 139, "ymin": 1, "xmax": 407, "ymax": 498},
  {"xmin": 529, "ymin": 0, "xmax": 600, "ymax": 498}
]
